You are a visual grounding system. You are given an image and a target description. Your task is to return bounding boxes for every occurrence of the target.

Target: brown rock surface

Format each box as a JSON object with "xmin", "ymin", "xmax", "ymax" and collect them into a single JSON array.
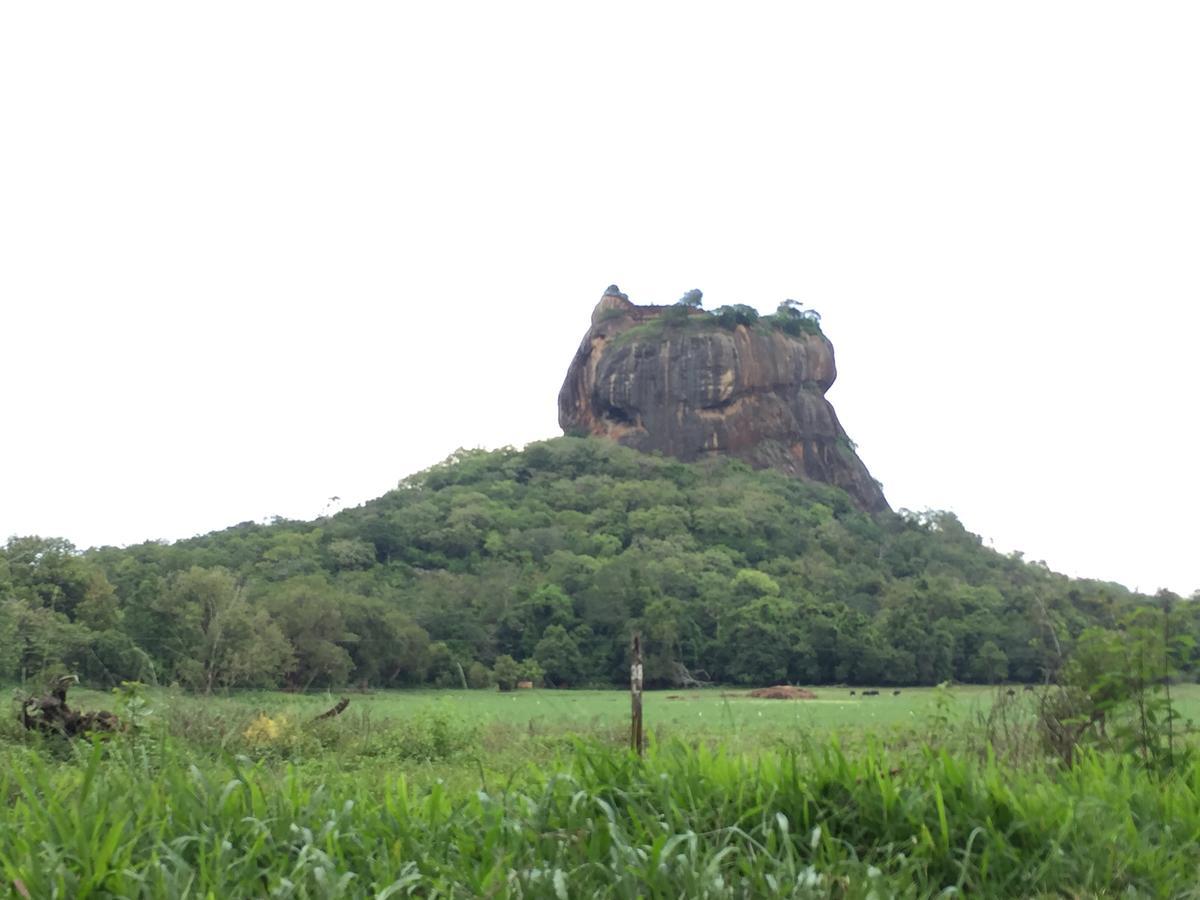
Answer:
[{"xmin": 558, "ymin": 288, "xmax": 890, "ymax": 513}]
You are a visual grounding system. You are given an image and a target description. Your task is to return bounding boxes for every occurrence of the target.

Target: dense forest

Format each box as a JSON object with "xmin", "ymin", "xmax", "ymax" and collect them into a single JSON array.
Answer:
[{"xmin": 1, "ymin": 438, "xmax": 1192, "ymax": 691}]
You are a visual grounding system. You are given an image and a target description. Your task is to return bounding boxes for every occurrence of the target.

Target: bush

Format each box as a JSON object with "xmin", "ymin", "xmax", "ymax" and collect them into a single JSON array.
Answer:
[
  {"xmin": 494, "ymin": 654, "xmax": 521, "ymax": 691},
  {"xmin": 466, "ymin": 661, "xmax": 494, "ymax": 689},
  {"xmin": 519, "ymin": 659, "xmax": 545, "ymax": 688},
  {"xmin": 661, "ymin": 305, "xmax": 691, "ymax": 326},
  {"xmin": 712, "ymin": 304, "xmax": 759, "ymax": 330},
  {"xmin": 392, "ymin": 708, "xmax": 479, "ymax": 761}
]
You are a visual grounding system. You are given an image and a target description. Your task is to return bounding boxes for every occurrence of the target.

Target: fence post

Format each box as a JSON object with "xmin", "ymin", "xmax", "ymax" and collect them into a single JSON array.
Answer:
[{"xmin": 631, "ymin": 633, "xmax": 644, "ymax": 756}]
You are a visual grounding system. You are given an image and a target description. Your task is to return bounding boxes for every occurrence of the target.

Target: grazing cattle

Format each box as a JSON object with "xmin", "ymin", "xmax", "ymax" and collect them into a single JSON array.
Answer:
[
  {"xmin": 892, "ymin": 690, "xmax": 901, "ymax": 696},
  {"xmin": 1006, "ymin": 688, "xmax": 1016, "ymax": 696},
  {"xmin": 517, "ymin": 680, "xmax": 534, "ymax": 690},
  {"xmin": 849, "ymin": 690, "xmax": 856, "ymax": 696},
  {"xmin": 1023, "ymin": 684, "xmax": 1034, "ymax": 692},
  {"xmin": 862, "ymin": 689, "xmax": 879, "ymax": 696}
]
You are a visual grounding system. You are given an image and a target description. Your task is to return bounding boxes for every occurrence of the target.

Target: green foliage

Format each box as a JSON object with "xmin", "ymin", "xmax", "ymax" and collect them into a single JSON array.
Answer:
[
  {"xmin": 763, "ymin": 300, "xmax": 823, "ymax": 336},
  {"xmin": 390, "ymin": 707, "xmax": 480, "ymax": 761},
  {"xmin": 465, "ymin": 660, "xmax": 493, "ymax": 689},
  {"xmin": 112, "ymin": 680, "xmax": 153, "ymax": 732},
  {"xmin": 493, "ymin": 654, "xmax": 521, "ymax": 691},
  {"xmin": 4, "ymin": 437, "xmax": 1169, "ymax": 693},
  {"xmin": 1043, "ymin": 600, "xmax": 1196, "ymax": 769},
  {"xmin": 5, "ymin": 730, "xmax": 1200, "ymax": 896},
  {"xmin": 534, "ymin": 624, "xmax": 584, "ymax": 686},
  {"xmin": 0, "ymin": 599, "xmax": 18, "ymax": 679},
  {"xmin": 324, "ymin": 538, "xmax": 377, "ymax": 571},
  {"xmin": 660, "ymin": 304, "xmax": 691, "ymax": 325},
  {"xmin": 610, "ymin": 297, "xmax": 825, "ymax": 345},
  {"xmin": 519, "ymin": 658, "xmax": 545, "ymax": 688},
  {"xmin": 161, "ymin": 567, "xmax": 294, "ymax": 692},
  {"xmin": 711, "ymin": 303, "xmax": 759, "ymax": 329},
  {"xmin": 260, "ymin": 576, "xmax": 354, "ymax": 689},
  {"xmin": 968, "ymin": 639, "xmax": 1009, "ymax": 683}
]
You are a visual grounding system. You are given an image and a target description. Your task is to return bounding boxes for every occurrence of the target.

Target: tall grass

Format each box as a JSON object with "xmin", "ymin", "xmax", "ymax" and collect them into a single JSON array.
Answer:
[{"xmin": 3, "ymin": 734, "xmax": 1200, "ymax": 897}]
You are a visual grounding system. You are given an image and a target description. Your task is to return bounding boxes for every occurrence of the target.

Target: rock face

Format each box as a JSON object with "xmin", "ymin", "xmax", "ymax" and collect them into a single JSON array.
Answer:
[{"xmin": 558, "ymin": 288, "xmax": 890, "ymax": 513}]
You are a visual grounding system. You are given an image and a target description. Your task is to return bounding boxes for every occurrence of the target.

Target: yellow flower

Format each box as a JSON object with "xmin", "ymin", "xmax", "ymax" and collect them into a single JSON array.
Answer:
[{"xmin": 243, "ymin": 713, "xmax": 287, "ymax": 744}]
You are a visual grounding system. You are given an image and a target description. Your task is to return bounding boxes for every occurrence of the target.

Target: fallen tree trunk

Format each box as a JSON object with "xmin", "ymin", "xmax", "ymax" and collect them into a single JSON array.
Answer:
[
  {"xmin": 310, "ymin": 697, "xmax": 350, "ymax": 723},
  {"xmin": 19, "ymin": 676, "xmax": 122, "ymax": 738}
]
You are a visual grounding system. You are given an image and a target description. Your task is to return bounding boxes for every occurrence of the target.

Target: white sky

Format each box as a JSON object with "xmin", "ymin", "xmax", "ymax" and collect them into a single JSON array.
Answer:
[{"xmin": 1, "ymin": 2, "xmax": 1196, "ymax": 594}]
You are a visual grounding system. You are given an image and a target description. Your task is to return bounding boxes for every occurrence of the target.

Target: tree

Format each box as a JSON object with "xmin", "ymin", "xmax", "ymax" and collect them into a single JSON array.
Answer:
[
  {"xmin": 340, "ymin": 597, "xmax": 432, "ymax": 686},
  {"xmin": 768, "ymin": 301, "xmax": 821, "ymax": 336},
  {"xmin": 640, "ymin": 596, "xmax": 687, "ymax": 686},
  {"xmin": 713, "ymin": 304, "xmax": 759, "ymax": 329},
  {"xmin": 256, "ymin": 532, "xmax": 323, "ymax": 580},
  {"xmin": 969, "ymin": 640, "xmax": 1009, "ymax": 683},
  {"xmin": 425, "ymin": 641, "xmax": 465, "ymax": 688},
  {"xmin": 494, "ymin": 654, "xmax": 521, "ymax": 691},
  {"xmin": 466, "ymin": 660, "xmax": 494, "ymax": 689},
  {"xmin": 0, "ymin": 598, "xmax": 90, "ymax": 681},
  {"xmin": 677, "ymin": 289, "xmax": 703, "ymax": 308},
  {"xmin": 519, "ymin": 658, "xmax": 545, "ymax": 687},
  {"xmin": 76, "ymin": 574, "xmax": 121, "ymax": 631},
  {"xmin": 534, "ymin": 625, "xmax": 583, "ymax": 687},
  {"xmin": 0, "ymin": 599, "xmax": 21, "ymax": 681},
  {"xmin": 325, "ymin": 538, "xmax": 377, "ymax": 571},
  {"xmin": 3, "ymin": 536, "xmax": 116, "ymax": 622},
  {"xmin": 165, "ymin": 567, "xmax": 294, "ymax": 692},
  {"xmin": 42, "ymin": 434, "xmax": 1165, "ymax": 692},
  {"xmin": 497, "ymin": 583, "xmax": 575, "ymax": 658},
  {"xmin": 720, "ymin": 596, "xmax": 807, "ymax": 685},
  {"xmin": 878, "ymin": 605, "xmax": 955, "ymax": 685},
  {"xmin": 261, "ymin": 575, "xmax": 354, "ymax": 688},
  {"xmin": 76, "ymin": 629, "xmax": 148, "ymax": 686},
  {"xmin": 732, "ymin": 568, "xmax": 781, "ymax": 599}
]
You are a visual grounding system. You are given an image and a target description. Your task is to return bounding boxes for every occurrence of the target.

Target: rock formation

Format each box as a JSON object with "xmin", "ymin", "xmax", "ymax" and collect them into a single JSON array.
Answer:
[{"xmin": 558, "ymin": 287, "xmax": 890, "ymax": 513}]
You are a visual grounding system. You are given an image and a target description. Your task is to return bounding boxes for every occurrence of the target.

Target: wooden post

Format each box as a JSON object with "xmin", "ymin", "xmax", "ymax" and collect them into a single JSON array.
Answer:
[{"xmin": 631, "ymin": 632, "xmax": 644, "ymax": 756}]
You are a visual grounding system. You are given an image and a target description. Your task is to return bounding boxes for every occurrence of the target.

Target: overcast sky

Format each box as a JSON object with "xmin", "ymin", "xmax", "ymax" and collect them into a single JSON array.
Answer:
[{"xmin": 2, "ymin": 2, "xmax": 1196, "ymax": 594}]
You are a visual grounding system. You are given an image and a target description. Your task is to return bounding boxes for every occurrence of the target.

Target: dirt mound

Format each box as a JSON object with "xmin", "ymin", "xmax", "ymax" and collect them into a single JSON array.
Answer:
[{"xmin": 748, "ymin": 685, "xmax": 817, "ymax": 700}]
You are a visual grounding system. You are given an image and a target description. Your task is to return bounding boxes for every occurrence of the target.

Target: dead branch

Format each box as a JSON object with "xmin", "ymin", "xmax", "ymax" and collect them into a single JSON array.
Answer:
[
  {"xmin": 310, "ymin": 697, "xmax": 350, "ymax": 723},
  {"xmin": 671, "ymin": 661, "xmax": 712, "ymax": 688}
]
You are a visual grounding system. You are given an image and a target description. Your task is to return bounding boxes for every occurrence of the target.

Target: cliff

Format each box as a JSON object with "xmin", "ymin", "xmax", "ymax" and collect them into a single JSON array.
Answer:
[{"xmin": 558, "ymin": 287, "xmax": 891, "ymax": 513}]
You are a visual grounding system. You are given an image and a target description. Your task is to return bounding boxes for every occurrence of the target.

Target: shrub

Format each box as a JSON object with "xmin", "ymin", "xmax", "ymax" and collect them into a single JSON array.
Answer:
[
  {"xmin": 712, "ymin": 304, "xmax": 759, "ymax": 330},
  {"xmin": 391, "ymin": 708, "xmax": 479, "ymax": 760},
  {"xmin": 494, "ymin": 654, "xmax": 521, "ymax": 691},
  {"xmin": 519, "ymin": 658, "xmax": 545, "ymax": 688},
  {"xmin": 661, "ymin": 305, "xmax": 691, "ymax": 326},
  {"xmin": 466, "ymin": 661, "xmax": 494, "ymax": 689}
]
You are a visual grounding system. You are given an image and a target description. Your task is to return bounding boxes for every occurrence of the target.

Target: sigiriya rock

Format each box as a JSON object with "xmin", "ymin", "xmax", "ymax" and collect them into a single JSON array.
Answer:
[{"xmin": 558, "ymin": 286, "xmax": 890, "ymax": 513}]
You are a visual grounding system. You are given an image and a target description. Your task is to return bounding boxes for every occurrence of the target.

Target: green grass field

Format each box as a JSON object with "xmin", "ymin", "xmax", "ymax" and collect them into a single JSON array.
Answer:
[
  {"xmin": 35, "ymin": 681, "xmax": 1200, "ymax": 781},
  {"xmin": 60, "ymin": 681, "xmax": 1200, "ymax": 741},
  {"xmin": 6, "ymin": 684, "xmax": 1200, "ymax": 897},
  {"xmin": 22, "ymin": 683, "xmax": 1031, "ymax": 771}
]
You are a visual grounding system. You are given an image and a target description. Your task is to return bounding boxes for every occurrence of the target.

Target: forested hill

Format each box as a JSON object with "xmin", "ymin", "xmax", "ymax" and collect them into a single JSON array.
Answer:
[{"xmin": 1, "ymin": 438, "xmax": 1182, "ymax": 691}]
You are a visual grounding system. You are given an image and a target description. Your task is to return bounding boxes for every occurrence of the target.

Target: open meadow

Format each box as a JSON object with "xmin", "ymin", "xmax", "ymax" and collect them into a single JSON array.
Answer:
[
  {"xmin": 6, "ymin": 683, "xmax": 1200, "ymax": 897},
  {"xmin": 72, "ymin": 683, "xmax": 1014, "ymax": 741}
]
